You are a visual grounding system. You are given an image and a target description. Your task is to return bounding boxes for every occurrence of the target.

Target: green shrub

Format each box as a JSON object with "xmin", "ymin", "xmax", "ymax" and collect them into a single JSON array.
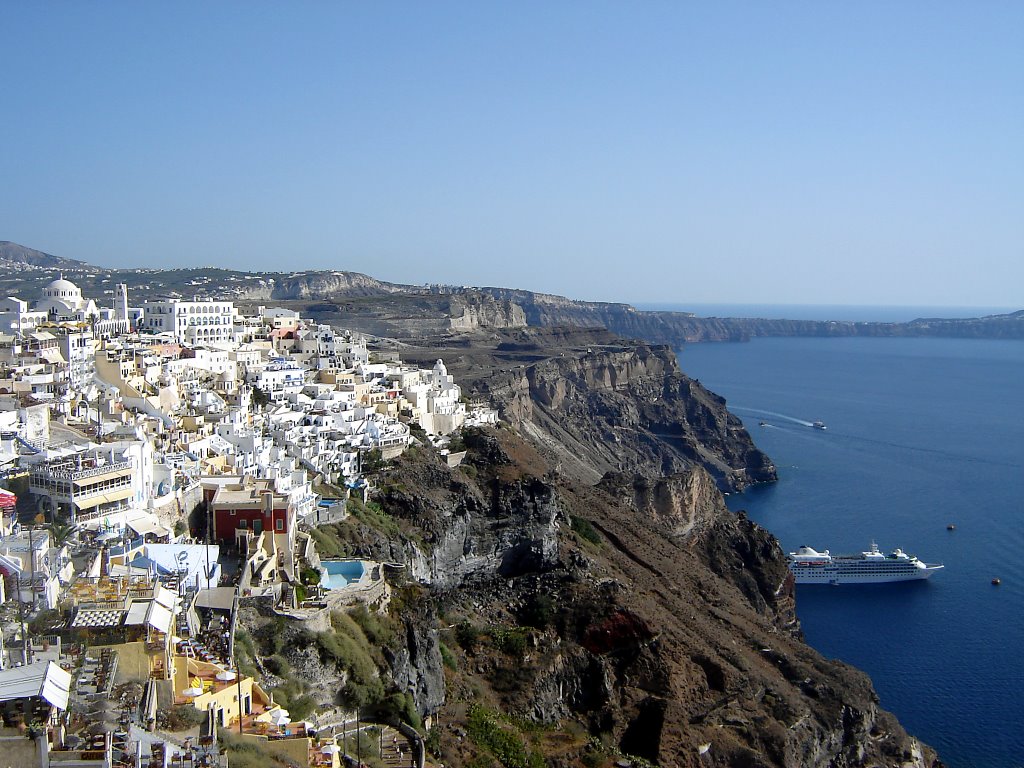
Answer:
[
  {"xmin": 447, "ymin": 431, "xmax": 467, "ymax": 453},
  {"xmin": 28, "ymin": 608, "xmax": 63, "ymax": 636},
  {"xmin": 455, "ymin": 621, "xmax": 481, "ymax": 652},
  {"xmin": 380, "ymin": 691, "xmax": 422, "ymax": 731},
  {"xmin": 466, "ymin": 705, "xmax": 544, "ymax": 768},
  {"xmin": 317, "ymin": 612, "xmax": 386, "ymax": 709},
  {"xmin": 233, "ymin": 630, "xmax": 259, "ymax": 679},
  {"xmin": 424, "ymin": 727, "xmax": 441, "ymax": 756},
  {"xmin": 491, "ymin": 628, "xmax": 528, "ymax": 658},
  {"xmin": 347, "ymin": 497, "xmax": 399, "ymax": 536},
  {"xmin": 570, "ymin": 515, "xmax": 602, "ymax": 546},
  {"xmin": 519, "ymin": 594, "xmax": 555, "ymax": 629},
  {"xmin": 310, "ymin": 526, "xmax": 349, "ymax": 558},
  {"xmin": 282, "ymin": 694, "xmax": 317, "ymax": 722},
  {"xmin": 348, "ymin": 605, "xmax": 395, "ymax": 647},
  {"xmin": 342, "ymin": 729, "xmax": 380, "ymax": 761},
  {"xmin": 360, "ymin": 448, "xmax": 386, "ymax": 473},
  {"xmin": 265, "ymin": 654, "xmax": 290, "ymax": 677},
  {"xmin": 440, "ymin": 643, "xmax": 457, "ymax": 671},
  {"xmin": 252, "ymin": 617, "xmax": 288, "ymax": 655}
]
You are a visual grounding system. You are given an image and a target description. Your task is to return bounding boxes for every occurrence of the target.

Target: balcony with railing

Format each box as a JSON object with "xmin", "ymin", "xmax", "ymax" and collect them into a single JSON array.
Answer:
[{"xmin": 31, "ymin": 459, "xmax": 133, "ymax": 483}]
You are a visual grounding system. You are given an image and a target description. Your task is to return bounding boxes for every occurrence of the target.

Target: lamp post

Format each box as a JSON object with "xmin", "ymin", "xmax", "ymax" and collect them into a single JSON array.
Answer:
[{"xmin": 237, "ymin": 669, "xmax": 244, "ymax": 735}]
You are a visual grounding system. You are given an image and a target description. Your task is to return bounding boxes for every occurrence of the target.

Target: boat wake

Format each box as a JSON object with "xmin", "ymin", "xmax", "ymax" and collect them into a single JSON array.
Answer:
[{"xmin": 731, "ymin": 406, "xmax": 814, "ymax": 427}]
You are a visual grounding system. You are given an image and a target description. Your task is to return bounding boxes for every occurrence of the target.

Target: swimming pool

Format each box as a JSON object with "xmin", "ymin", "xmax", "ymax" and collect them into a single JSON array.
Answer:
[{"xmin": 320, "ymin": 560, "xmax": 365, "ymax": 590}]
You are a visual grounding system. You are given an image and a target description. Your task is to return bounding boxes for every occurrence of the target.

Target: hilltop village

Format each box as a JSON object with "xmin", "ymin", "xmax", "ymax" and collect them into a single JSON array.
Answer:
[{"xmin": 0, "ymin": 276, "xmax": 496, "ymax": 768}]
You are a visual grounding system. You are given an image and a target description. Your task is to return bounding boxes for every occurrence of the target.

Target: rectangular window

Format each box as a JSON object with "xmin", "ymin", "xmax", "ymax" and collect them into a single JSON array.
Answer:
[
  {"xmin": 239, "ymin": 519, "xmax": 247, "ymax": 529},
  {"xmin": 275, "ymin": 519, "xmax": 283, "ymax": 532}
]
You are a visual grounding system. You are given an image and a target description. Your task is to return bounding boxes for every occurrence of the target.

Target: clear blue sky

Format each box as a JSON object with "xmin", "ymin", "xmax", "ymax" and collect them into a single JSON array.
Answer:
[{"xmin": 2, "ymin": 2, "xmax": 1021, "ymax": 307}]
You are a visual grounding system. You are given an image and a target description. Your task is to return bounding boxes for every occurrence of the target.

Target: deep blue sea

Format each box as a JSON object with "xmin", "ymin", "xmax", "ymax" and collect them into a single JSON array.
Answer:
[{"xmin": 675, "ymin": 333, "xmax": 1024, "ymax": 768}]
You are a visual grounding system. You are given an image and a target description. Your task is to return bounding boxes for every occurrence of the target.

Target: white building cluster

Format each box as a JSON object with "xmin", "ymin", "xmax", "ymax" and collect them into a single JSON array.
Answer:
[{"xmin": 1, "ymin": 274, "xmax": 496, "ymax": 534}]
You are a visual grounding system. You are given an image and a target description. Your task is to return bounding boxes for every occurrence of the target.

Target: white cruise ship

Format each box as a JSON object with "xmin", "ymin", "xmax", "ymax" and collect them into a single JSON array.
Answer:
[{"xmin": 787, "ymin": 542, "xmax": 943, "ymax": 584}]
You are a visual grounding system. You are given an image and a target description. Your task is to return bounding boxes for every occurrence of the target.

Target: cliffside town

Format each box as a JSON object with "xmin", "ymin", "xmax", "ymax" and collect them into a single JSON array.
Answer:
[{"xmin": 0, "ymin": 249, "xmax": 942, "ymax": 768}]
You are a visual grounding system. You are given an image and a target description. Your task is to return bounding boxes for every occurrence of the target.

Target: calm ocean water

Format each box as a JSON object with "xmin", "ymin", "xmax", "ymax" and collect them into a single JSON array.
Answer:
[{"xmin": 676, "ymin": 334, "xmax": 1024, "ymax": 768}]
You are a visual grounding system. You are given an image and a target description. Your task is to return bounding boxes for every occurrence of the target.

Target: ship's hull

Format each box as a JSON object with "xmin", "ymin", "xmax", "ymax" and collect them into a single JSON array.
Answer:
[{"xmin": 789, "ymin": 562, "xmax": 942, "ymax": 585}]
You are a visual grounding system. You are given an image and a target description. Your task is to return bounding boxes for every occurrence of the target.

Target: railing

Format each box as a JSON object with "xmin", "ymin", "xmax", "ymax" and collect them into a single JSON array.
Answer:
[
  {"xmin": 76, "ymin": 503, "xmax": 132, "ymax": 523},
  {"xmin": 108, "ymin": 536, "xmax": 145, "ymax": 556},
  {"xmin": 31, "ymin": 459, "xmax": 133, "ymax": 482}
]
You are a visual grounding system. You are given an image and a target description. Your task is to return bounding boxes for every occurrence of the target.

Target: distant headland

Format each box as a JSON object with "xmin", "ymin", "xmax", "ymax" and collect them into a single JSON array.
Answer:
[{"xmin": 3, "ymin": 240, "xmax": 1021, "ymax": 344}]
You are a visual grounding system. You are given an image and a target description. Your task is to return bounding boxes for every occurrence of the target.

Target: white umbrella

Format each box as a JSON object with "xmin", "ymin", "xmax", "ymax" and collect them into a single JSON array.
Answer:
[
  {"xmin": 182, "ymin": 686, "xmax": 204, "ymax": 698},
  {"xmin": 269, "ymin": 709, "xmax": 290, "ymax": 726},
  {"xmin": 215, "ymin": 670, "xmax": 237, "ymax": 681},
  {"xmin": 321, "ymin": 744, "xmax": 341, "ymax": 755},
  {"xmin": 96, "ymin": 531, "xmax": 120, "ymax": 542}
]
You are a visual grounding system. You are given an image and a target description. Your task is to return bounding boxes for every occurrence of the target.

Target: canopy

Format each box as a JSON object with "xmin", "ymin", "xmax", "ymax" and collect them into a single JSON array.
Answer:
[
  {"xmin": 145, "ymin": 601, "xmax": 173, "ymax": 634},
  {"xmin": 0, "ymin": 661, "xmax": 71, "ymax": 711},
  {"xmin": 0, "ymin": 488, "xmax": 16, "ymax": 510},
  {"xmin": 126, "ymin": 513, "xmax": 168, "ymax": 537}
]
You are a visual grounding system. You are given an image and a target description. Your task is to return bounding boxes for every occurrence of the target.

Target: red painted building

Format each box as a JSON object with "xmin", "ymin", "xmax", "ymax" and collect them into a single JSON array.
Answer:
[{"xmin": 205, "ymin": 478, "xmax": 291, "ymax": 545}]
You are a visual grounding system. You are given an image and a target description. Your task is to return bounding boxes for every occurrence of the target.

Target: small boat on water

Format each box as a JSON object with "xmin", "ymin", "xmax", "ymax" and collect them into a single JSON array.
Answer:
[
  {"xmin": 812, "ymin": 421, "xmax": 827, "ymax": 430},
  {"xmin": 759, "ymin": 421, "xmax": 768, "ymax": 427}
]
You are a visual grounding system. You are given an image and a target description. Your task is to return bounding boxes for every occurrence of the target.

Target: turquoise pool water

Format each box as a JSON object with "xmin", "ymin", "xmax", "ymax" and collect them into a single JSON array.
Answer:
[{"xmin": 320, "ymin": 560, "xmax": 365, "ymax": 590}]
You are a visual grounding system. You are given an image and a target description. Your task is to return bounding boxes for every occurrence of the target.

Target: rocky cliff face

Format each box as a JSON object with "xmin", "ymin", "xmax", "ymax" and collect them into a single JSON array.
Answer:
[
  {"xmin": 286, "ymin": 282, "xmax": 1021, "ymax": 344},
  {"xmin": 370, "ymin": 429, "xmax": 939, "ymax": 768},
  {"xmin": 473, "ymin": 341, "xmax": 776, "ymax": 491},
  {"xmin": 467, "ymin": 288, "xmax": 1024, "ymax": 342},
  {"xmin": 448, "ymin": 293, "xmax": 528, "ymax": 331}
]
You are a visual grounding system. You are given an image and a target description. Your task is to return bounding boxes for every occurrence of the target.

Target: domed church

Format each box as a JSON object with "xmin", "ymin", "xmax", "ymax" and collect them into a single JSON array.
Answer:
[{"xmin": 33, "ymin": 275, "xmax": 99, "ymax": 319}]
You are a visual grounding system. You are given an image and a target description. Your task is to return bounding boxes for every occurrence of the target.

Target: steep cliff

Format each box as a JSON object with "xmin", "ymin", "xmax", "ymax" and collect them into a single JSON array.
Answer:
[
  {"xmin": 467, "ymin": 288, "xmax": 1024, "ymax": 343},
  {"xmin": 369, "ymin": 429, "xmax": 939, "ymax": 768},
  {"xmin": 470, "ymin": 340, "xmax": 776, "ymax": 491},
  {"xmin": 285, "ymin": 285, "xmax": 1022, "ymax": 344},
  {"xmin": 448, "ymin": 293, "xmax": 528, "ymax": 331}
]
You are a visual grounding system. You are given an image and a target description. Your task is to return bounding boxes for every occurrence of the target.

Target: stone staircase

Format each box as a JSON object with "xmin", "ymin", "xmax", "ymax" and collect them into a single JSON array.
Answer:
[{"xmin": 378, "ymin": 725, "xmax": 416, "ymax": 768}]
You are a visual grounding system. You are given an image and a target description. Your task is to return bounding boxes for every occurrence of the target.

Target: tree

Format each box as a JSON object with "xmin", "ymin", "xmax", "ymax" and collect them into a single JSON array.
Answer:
[
  {"xmin": 360, "ymin": 448, "xmax": 385, "ymax": 473},
  {"xmin": 48, "ymin": 520, "xmax": 79, "ymax": 547},
  {"xmin": 250, "ymin": 385, "xmax": 271, "ymax": 409}
]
